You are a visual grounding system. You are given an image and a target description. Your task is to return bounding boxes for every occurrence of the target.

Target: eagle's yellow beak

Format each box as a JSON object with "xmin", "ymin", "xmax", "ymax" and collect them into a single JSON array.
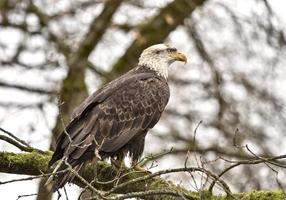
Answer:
[{"xmin": 173, "ymin": 51, "xmax": 187, "ymax": 64}]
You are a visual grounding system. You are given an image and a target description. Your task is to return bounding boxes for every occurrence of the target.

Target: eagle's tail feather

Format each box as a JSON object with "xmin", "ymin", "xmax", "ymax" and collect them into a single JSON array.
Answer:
[
  {"xmin": 45, "ymin": 158, "xmax": 64, "ymax": 188},
  {"xmin": 46, "ymin": 159, "xmax": 84, "ymax": 192},
  {"xmin": 54, "ymin": 163, "xmax": 84, "ymax": 191}
]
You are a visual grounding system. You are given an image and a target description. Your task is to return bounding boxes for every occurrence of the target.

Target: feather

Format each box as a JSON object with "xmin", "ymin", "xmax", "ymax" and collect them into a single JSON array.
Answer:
[{"xmin": 48, "ymin": 65, "xmax": 170, "ymax": 191}]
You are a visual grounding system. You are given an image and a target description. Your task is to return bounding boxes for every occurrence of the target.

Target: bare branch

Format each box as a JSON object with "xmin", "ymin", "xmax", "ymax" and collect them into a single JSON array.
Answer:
[
  {"xmin": 0, "ymin": 127, "xmax": 45, "ymax": 154},
  {"xmin": 0, "ymin": 81, "xmax": 55, "ymax": 95}
]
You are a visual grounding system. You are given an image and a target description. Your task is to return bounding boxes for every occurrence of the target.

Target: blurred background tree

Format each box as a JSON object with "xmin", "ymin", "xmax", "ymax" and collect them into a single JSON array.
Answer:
[{"xmin": 0, "ymin": 0, "xmax": 286, "ymax": 199}]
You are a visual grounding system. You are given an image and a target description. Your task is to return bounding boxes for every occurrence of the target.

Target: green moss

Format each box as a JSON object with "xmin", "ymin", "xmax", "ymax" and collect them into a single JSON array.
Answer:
[
  {"xmin": 0, "ymin": 151, "xmax": 285, "ymax": 200},
  {"xmin": 0, "ymin": 0, "xmax": 8, "ymax": 9},
  {"xmin": 237, "ymin": 190, "xmax": 285, "ymax": 200},
  {"xmin": 0, "ymin": 151, "xmax": 52, "ymax": 175}
]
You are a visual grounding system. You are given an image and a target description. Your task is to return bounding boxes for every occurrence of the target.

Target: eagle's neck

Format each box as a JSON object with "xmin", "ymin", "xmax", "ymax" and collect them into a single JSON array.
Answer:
[{"xmin": 138, "ymin": 58, "xmax": 169, "ymax": 79}]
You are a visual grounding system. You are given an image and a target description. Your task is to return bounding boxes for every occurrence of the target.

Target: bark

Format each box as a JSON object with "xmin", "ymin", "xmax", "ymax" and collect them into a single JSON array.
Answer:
[
  {"xmin": 36, "ymin": 1, "xmax": 124, "ymax": 199},
  {"xmin": 51, "ymin": 0, "xmax": 124, "ymax": 146},
  {"xmin": 0, "ymin": 151, "xmax": 284, "ymax": 200}
]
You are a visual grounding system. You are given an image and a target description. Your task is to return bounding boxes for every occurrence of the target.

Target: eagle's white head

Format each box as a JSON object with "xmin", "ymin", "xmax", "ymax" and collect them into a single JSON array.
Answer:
[{"xmin": 138, "ymin": 44, "xmax": 187, "ymax": 79}]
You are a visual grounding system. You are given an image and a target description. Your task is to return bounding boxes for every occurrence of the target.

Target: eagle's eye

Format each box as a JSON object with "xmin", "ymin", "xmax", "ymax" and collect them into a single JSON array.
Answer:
[
  {"xmin": 155, "ymin": 50, "xmax": 162, "ymax": 54},
  {"xmin": 166, "ymin": 48, "xmax": 177, "ymax": 53}
]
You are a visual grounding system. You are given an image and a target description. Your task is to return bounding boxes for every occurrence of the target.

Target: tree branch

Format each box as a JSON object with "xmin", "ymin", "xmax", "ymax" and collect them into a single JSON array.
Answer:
[
  {"xmin": 108, "ymin": 0, "xmax": 206, "ymax": 79},
  {"xmin": 0, "ymin": 151, "xmax": 285, "ymax": 199},
  {"xmin": 67, "ymin": 0, "xmax": 123, "ymax": 69},
  {"xmin": 0, "ymin": 80, "xmax": 55, "ymax": 95},
  {"xmin": 0, "ymin": 128, "xmax": 46, "ymax": 154}
]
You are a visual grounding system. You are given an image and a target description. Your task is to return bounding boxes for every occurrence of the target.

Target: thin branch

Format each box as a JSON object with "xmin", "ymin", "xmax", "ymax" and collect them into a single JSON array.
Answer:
[
  {"xmin": 106, "ymin": 167, "xmax": 232, "ymax": 197},
  {"xmin": 0, "ymin": 135, "xmax": 33, "ymax": 152},
  {"xmin": 0, "ymin": 127, "xmax": 31, "ymax": 148},
  {"xmin": 17, "ymin": 193, "xmax": 38, "ymax": 200},
  {"xmin": 26, "ymin": 2, "xmax": 71, "ymax": 57},
  {"xmin": 64, "ymin": 160, "xmax": 107, "ymax": 200},
  {"xmin": 208, "ymin": 154, "xmax": 286, "ymax": 192},
  {"xmin": 0, "ymin": 170, "xmax": 67, "ymax": 185},
  {"xmin": 0, "ymin": 127, "xmax": 45, "ymax": 154},
  {"xmin": 0, "ymin": 80, "xmax": 55, "ymax": 95},
  {"xmin": 108, "ymin": 190, "xmax": 189, "ymax": 200}
]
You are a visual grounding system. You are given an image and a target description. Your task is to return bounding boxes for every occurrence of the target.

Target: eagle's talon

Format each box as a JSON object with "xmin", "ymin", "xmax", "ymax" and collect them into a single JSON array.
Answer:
[{"xmin": 132, "ymin": 164, "xmax": 151, "ymax": 174}]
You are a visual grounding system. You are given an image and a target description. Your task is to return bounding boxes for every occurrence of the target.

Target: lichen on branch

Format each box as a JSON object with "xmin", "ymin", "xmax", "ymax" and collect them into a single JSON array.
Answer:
[{"xmin": 0, "ymin": 151, "xmax": 285, "ymax": 200}]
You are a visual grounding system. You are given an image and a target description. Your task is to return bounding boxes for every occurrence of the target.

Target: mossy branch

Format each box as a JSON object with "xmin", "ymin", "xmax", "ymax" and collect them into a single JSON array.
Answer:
[{"xmin": 0, "ymin": 151, "xmax": 285, "ymax": 200}]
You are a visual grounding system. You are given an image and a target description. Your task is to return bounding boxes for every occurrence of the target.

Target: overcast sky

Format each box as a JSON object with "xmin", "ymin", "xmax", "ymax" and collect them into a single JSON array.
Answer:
[{"xmin": 1, "ymin": 0, "xmax": 286, "ymax": 199}]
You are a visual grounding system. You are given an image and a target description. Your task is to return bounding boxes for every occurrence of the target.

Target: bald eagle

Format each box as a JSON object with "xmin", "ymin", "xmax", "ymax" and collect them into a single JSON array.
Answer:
[{"xmin": 48, "ymin": 44, "xmax": 187, "ymax": 190}]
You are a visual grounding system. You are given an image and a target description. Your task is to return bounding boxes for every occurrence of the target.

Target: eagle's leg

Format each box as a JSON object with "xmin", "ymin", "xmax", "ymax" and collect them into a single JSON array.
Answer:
[
  {"xmin": 131, "ymin": 160, "xmax": 150, "ymax": 173},
  {"xmin": 111, "ymin": 151, "xmax": 125, "ymax": 172},
  {"xmin": 111, "ymin": 158, "xmax": 125, "ymax": 170},
  {"xmin": 110, "ymin": 152, "xmax": 126, "ymax": 183}
]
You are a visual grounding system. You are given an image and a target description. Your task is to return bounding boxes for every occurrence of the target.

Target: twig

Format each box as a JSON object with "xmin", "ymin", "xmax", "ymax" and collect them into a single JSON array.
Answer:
[
  {"xmin": 0, "ymin": 80, "xmax": 54, "ymax": 95},
  {"xmin": 17, "ymin": 193, "xmax": 38, "ymax": 200},
  {"xmin": 105, "ymin": 167, "xmax": 232, "ymax": 197},
  {"xmin": 108, "ymin": 189, "xmax": 189, "ymax": 200},
  {"xmin": 208, "ymin": 153, "xmax": 286, "ymax": 192},
  {"xmin": 189, "ymin": 121, "xmax": 203, "ymax": 193},
  {"xmin": 137, "ymin": 147, "xmax": 173, "ymax": 167},
  {"xmin": 0, "ymin": 135, "xmax": 33, "ymax": 152},
  {"xmin": 64, "ymin": 160, "xmax": 107, "ymax": 200},
  {"xmin": 0, "ymin": 127, "xmax": 31, "ymax": 148},
  {"xmin": 0, "ymin": 127, "xmax": 46, "ymax": 154},
  {"xmin": 63, "ymin": 186, "xmax": 69, "ymax": 200},
  {"xmin": 245, "ymin": 145, "xmax": 286, "ymax": 168},
  {"xmin": 193, "ymin": 121, "xmax": 202, "ymax": 168},
  {"xmin": 0, "ymin": 170, "xmax": 67, "ymax": 185},
  {"xmin": 184, "ymin": 151, "xmax": 199, "ymax": 192}
]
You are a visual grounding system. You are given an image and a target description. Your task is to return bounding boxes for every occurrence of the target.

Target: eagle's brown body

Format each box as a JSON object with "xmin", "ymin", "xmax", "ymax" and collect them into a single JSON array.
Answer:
[{"xmin": 49, "ymin": 65, "xmax": 170, "ymax": 190}]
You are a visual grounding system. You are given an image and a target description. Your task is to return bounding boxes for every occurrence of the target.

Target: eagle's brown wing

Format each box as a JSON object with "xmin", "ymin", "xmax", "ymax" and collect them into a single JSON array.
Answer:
[{"xmin": 48, "ymin": 71, "xmax": 169, "ymax": 190}]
